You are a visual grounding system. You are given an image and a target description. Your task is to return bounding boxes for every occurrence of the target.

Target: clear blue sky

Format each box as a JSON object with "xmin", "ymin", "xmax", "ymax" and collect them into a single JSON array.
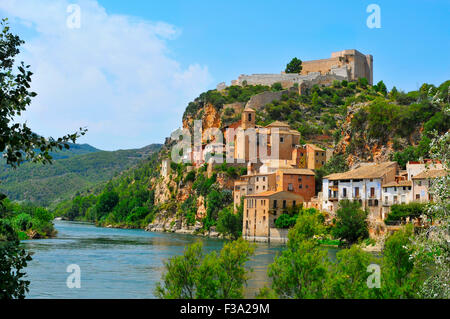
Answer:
[
  {"xmin": 98, "ymin": 0, "xmax": 450, "ymax": 91},
  {"xmin": 1, "ymin": 0, "xmax": 449, "ymax": 150}
]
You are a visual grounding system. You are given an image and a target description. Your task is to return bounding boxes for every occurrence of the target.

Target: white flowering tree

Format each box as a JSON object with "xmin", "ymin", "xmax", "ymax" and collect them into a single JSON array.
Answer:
[{"xmin": 412, "ymin": 128, "xmax": 449, "ymax": 298}]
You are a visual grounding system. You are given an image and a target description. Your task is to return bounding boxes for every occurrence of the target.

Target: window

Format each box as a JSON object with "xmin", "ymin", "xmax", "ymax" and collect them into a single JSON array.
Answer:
[
  {"xmin": 248, "ymin": 113, "xmax": 252, "ymax": 121},
  {"xmin": 322, "ymin": 161, "xmax": 324, "ymax": 165},
  {"xmin": 280, "ymin": 136, "xmax": 284, "ymax": 143},
  {"xmin": 394, "ymin": 196, "xmax": 398, "ymax": 204},
  {"xmin": 343, "ymin": 188, "xmax": 347, "ymax": 198},
  {"xmin": 355, "ymin": 187, "xmax": 360, "ymax": 198},
  {"xmin": 288, "ymin": 183, "xmax": 293, "ymax": 191},
  {"xmin": 316, "ymin": 152, "xmax": 319, "ymax": 156},
  {"xmin": 263, "ymin": 186, "xmax": 266, "ymax": 190},
  {"xmin": 384, "ymin": 196, "xmax": 388, "ymax": 204},
  {"xmin": 298, "ymin": 176, "xmax": 302, "ymax": 182},
  {"xmin": 256, "ymin": 186, "xmax": 259, "ymax": 190},
  {"xmin": 256, "ymin": 177, "xmax": 259, "ymax": 182},
  {"xmin": 293, "ymin": 201, "xmax": 296, "ymax": 207},
  {"xmin": 263, "ymin": 177, "xmax": 266, "ymax": 182},
  {"xmin": 299, "ymin": 184, "xmax": 303, "ymax": 189},
  {"xmin": 374, "ymin": 199, "xmax": 379, "ymax": 206},
  {"xmin": 418, "ymin": 181, "xmax": 422, "ymax": 186},
  {"xmin": 273, "ymin": 200, "xmax": 277, "ymax": 208},
  {"xmin": 305, "ymin": 185, "xmax": 308, "ymax": 189},
  {"xmin": 368, "ymin": 199, "xmax": 373, "ymax": 206},
  {"xmin": 416, "ymin": 194, "xmax": 420, "ymax": 200},
  {"xmin": 282, "ymin": 200, "xmax": 286, "ymax": 208},
  {"xmin": 370, "ymin": 187, "xmax": 375, "ymax": 197}
]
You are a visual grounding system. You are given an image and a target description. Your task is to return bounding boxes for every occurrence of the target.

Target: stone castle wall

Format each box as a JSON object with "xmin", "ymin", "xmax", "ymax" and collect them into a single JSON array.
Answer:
[{"xmin": 220, "ymin": 49, "xmax": 373, "ymax": 90}]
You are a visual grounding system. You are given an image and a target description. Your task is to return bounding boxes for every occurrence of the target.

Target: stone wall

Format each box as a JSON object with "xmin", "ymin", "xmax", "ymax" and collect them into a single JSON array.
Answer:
[
  {"xmin": 218, "ymin": 49, "xmax": 373, "ymax": 90},
  {"xmin": 243, "ymin": 228, "xmax": 289, "ymax": 243}
]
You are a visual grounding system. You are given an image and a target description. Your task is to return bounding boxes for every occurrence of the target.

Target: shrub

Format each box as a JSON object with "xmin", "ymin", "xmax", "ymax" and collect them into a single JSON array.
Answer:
[{"xmin": 332, "ymin": 200, "xmax": 369, "ymax": 245}]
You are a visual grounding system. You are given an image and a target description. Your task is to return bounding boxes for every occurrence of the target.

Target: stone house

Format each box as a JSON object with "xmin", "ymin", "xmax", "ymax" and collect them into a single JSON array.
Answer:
[
  {"xmin": 322, "ymin": 162, "xmax": 399, "ymax": 221},
  {"xmin": 381, "ymin": 180, "xmax": 413, "ymax": 219},
  {"xmin": 243, "ymin": 190, "xmax": 303, "ymax": 243},
  {"xmin": 275, "ymin": 168, "xmax": 316, "ymax": 202},
  {"xmin": 233, "ymin": 173, "xmax": 276, "ymax": 210},
  {"xmin": 412, "ymin": 169, "xmax": 447, "ymax": 202}
]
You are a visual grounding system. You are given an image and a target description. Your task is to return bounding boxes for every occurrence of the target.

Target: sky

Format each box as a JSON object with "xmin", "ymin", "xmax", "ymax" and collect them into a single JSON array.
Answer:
[{"xmin": 0, "ymin": 0, "xmax": 449, "ymax": 150}]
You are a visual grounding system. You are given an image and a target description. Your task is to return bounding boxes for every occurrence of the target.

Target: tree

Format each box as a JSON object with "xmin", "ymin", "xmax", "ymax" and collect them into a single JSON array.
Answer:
[
  {"xmin": 379, "ymin": 224, "xmax": 425, "ymax": 298},
  {"xmin": 332, "ymin": 200, "xmax": 369, "ymax": 245},
  {"xmin": 286, "ymin": 210, "xmax": 325, "ymax": 248},
  {"xmin": 155, "ymin": 239, "xmax": 254, "ymax": 299},
  {"xmin": 374, "ymin": 80, "xmax": 387, "ymax": 96},
  {"xmin": 268, "ymin": 239, "xmax": 329, "ymax": 299},
  {"xmin": 216, "ymin": 205, "xmax": 242, "ymax": 240},
  {"xmin": 411, "ymin": 131, "xmax": 450, "ymax": 298},
  {"xmin": 285, "ymin": 57, "xmax": 302, "ymax": 74},
  {"xmin": 326, "ymin": 245, "xmax": 374, "ymax": 298},
  {"xmin": 0, "ymin": 19, "xmax": 85, "ymax": 299},
  {"xmin": 95, "ymin": 191, "xmax": 119, "ymax": 220},
  {"xmin": 0, "ymin": 220, "xmax": 32, "ymax": 299}
]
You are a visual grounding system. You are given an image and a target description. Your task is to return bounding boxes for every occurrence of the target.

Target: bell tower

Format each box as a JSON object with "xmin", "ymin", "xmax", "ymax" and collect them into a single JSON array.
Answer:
[{"xmin": 241, "ymin": 107, "xmax": 256, "ymax": 129}]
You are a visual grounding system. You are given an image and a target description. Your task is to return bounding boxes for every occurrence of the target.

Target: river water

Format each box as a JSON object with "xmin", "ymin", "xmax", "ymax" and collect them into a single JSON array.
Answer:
[{"xmin": 23, "ymin": 220, "xmax": 338, "ymax": 299}]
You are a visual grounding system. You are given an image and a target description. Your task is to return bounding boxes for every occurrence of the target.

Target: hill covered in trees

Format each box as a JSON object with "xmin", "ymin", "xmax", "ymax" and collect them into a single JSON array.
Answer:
[
  {"xmin": 0, "ymin": 144, "xmax": 162, "ymax": 208},
  {"xmin": 53, "ymin": 78, "xmax": 449, "ymax": 236}
]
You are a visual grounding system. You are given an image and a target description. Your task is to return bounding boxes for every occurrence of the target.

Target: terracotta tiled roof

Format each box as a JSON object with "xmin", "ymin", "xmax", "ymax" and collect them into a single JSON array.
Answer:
[
  {"xmin": 245, "ymin": 190, "xmax": 304, "ymax": 200},
  {"xmin": 382, "ymin": 180, "xmax": 412, "ymax": 187},
  {"xmin": 412, "ymin": 169, "xmax": 447, "ymax": 179},
  {"xmin": 266, "ymin": 121, "xmax": 290, "ymax": 128},
  {"xmin": 306, "ymin": 144, "xmax": 324, "ymax": 151},
  {"xmin": 277, "ymin": 168, "xmax": 315, "ymax": 176},
  {"xmin": 325, "ymin": 162, "xmax": 397, "ymax": 180}
]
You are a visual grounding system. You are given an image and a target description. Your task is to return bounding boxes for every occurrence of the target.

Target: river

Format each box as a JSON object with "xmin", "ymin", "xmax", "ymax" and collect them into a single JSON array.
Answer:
[{"xmin": 23, "ymin": 220, "xmax": 339, "ymax": 298}]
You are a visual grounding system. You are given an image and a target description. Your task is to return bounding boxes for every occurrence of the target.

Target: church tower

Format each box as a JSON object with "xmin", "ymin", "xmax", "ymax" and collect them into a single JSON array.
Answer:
[{"xmin": 241, "ymin": 107, "xmax": 256, "ymax": 129}]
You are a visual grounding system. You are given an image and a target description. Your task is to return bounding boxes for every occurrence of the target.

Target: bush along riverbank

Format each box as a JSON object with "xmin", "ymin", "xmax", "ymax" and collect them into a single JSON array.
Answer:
[{"xmin": 0, "ymin": 198, "xmax": 56, "ymax": 239}]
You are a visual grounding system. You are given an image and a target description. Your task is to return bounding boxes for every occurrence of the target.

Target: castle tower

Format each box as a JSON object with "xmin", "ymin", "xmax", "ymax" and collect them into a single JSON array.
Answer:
[{"xmin": 241, "ymin": 107, "xmax": 256, "ymax": 129}]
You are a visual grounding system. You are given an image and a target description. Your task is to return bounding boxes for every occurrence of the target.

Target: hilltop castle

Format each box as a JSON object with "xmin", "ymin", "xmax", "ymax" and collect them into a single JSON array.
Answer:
[{"xmin": 217, "ymin": 49, "xmax": 373, "ymax": 90}]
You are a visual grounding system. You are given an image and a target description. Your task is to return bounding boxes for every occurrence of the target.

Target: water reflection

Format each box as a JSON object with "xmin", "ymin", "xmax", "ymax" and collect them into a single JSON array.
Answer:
[{"xmin": 24, "ymin": 221, "xmax": 284, "ymax": 298}]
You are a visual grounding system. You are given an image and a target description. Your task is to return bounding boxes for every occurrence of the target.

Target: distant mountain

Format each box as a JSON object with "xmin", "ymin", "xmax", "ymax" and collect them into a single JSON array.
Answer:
[
  {"xmin": 48, "ymin": 143, "xmax": 101, "ymax": 159},
  {"xmin": 0, "ymin": 143, "xmax": 162, "ymax": 207}
]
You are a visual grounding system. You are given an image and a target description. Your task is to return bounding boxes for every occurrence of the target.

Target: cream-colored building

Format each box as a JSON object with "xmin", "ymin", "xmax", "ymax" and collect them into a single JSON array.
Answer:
[
  {"xmin": 233, "ymin": 173, "xmax": 276, "ymax": 210},
  {"xmin": 381, "ymin": 180, "xmax": 413, "ymax": 218},
  {"xmin": 234, "ymin": 108, "xmax": 301, "ymax": 163},
  {"xmin": 322, "ymin": 162, "xmax": 399, "ymax": 221},
  {"xmin": 412, "ymin": 169, "xmax": 447, "ymax": 202},
  {"xmin": 243, "ymin": 190, "xmax": 303, "ymax": 243}
]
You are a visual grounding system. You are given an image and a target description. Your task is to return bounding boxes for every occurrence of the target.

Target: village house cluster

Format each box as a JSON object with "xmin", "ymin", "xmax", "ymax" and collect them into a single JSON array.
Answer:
[
  {"xmin": 169, "ymin": 106, "xmax": 447, "ymax": 243},
  {"xmin": 165, "ymin": 49, "xmax": 446, "ymax": 243},
  {"xmin": 229, "ymin": 112, "xmax": 445, "ymax": 243}
]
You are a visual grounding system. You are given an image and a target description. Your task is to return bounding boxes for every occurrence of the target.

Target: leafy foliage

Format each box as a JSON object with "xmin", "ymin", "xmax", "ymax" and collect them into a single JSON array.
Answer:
[
  {"xmin": 385, "ymin": 203, "xmax": 427, "ymax": 224},
  {"xmin": 331, "ymin": 200, "xmax": 369, "ymax": 245},
  {"xmin": 155, "ymin": 239, "xmax": 254, "ymax": 299},
  {"xmin": 0, "ymin": 144, "xmax": 161, "ymax": 207},
  {"xmin": 285, "ymin": 57, "xmax": 302, "ymax": 74}
]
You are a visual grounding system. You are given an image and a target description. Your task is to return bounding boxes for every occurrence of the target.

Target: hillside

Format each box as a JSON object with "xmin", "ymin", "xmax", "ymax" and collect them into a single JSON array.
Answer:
[
  {"xmin": 53, "ymin": 78, "xmax": 449, "ymax": 235},
  {"xmin": 0, "ymin": 144, "xmax": 162, "ymax": 207}
]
